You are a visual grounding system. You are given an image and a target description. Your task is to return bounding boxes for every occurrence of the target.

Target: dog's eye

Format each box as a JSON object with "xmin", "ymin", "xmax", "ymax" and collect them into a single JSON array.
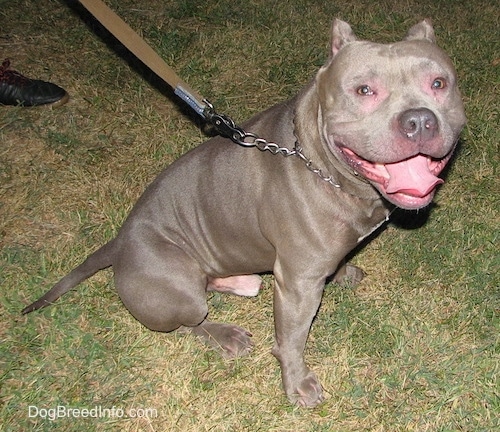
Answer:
[
  {"xmin": 432, "ymin": 78, "xmax": 447, "ymax": 90},
  {"xmin": 356, "ymin": 85, "xmax": 373, "ymax": 96}
]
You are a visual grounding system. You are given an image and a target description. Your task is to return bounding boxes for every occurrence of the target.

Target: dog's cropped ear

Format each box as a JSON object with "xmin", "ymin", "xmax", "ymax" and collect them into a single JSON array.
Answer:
[
  {"xmin": 404, "ymin": 19, "xmax": 436, "ymax": 43},
  {"xmin": 330, "ymin": 19, "xmax": 357, "ymax": 56}
]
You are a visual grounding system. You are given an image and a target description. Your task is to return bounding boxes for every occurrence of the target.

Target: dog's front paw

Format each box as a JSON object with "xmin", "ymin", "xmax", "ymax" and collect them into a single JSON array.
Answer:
[
  {"xmin": 288, "ymin": 372, "xmax": 325, "ymax": 408},
  {"xmin": 333, "ymin": 262, "xmax": 365, "ymax": 286}
]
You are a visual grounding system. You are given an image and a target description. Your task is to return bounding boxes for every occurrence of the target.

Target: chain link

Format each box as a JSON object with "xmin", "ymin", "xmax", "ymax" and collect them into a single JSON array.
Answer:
[{"xmin": 203, "ymin": 101, "xmax": 341, "ymax": 188}]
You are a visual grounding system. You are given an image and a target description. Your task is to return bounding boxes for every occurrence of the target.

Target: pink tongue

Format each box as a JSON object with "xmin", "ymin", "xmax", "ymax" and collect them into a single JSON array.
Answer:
[{"xmin": 385, "ymin": 155, "xmax": 443, "ymax": 197}]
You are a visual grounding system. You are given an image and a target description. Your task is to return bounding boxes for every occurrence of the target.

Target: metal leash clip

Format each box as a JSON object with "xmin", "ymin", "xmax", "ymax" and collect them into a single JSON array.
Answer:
[{"xmin": 203, "ymin": 103, "xmax": 250, "ymax": 146}]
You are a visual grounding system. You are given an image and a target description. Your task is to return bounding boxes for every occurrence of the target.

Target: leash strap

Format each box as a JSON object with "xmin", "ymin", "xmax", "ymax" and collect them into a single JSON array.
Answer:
[
  {"xmin": 76, "ymin": 0, "xmax": 343, "ymax": 189},
  {"xmin": 78, "ymin": 0, "xmax": 208, "ymax": 117}
]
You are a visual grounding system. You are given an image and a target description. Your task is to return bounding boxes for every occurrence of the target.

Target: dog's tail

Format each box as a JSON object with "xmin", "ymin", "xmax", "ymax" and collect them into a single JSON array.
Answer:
[{"xmin": 21, "ymin": 239, "xmax": 118, "ymax": 314}]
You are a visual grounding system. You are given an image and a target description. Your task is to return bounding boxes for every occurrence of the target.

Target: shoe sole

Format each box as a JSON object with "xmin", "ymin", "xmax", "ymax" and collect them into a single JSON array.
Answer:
[{"xmin": 47, "ymin": 91, "xmax": 70, "ymax": 108}]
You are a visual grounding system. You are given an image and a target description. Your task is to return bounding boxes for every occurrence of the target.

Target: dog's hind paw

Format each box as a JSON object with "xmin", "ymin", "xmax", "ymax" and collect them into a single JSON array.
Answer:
[{"xmin": 188, "ymin": 320, "xmax": 254, "ymax": 359}]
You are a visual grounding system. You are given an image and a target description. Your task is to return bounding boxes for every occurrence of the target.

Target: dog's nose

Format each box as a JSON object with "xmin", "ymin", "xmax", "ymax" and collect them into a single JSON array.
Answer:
[{"xmin": 398, "ymin": 108, "xmax": 438, "ymax": 143}]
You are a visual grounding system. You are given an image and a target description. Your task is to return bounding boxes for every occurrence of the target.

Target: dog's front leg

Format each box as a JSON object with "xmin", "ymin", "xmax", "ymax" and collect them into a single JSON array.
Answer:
[{"xmin": 271, "ymin": 265, "xmax": 325, "ymax": 407}]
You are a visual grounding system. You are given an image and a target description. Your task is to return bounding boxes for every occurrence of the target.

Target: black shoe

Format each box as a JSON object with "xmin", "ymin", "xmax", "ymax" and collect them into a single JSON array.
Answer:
[{"xmin": 0, "ymin": 59, "xmax": 69, "ymax": 107}]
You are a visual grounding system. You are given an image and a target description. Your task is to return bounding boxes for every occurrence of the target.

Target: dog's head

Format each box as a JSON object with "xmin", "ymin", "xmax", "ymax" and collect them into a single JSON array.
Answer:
[{"xmin": 316, "ymin": 19, "xmax": 466, "ymax": 209}]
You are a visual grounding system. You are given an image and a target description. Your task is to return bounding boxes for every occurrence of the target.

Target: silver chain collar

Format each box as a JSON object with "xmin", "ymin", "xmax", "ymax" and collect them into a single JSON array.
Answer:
[{"xmin": 203, "ymin": 101, "xmax": 342, "ymax": 189}]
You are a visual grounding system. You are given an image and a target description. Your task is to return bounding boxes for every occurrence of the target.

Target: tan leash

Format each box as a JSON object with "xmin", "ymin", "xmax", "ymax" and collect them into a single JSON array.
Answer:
[
  {"xmin": 76, "ymin": 0, "xmax": 344, "ymax": 189},
  {"xmin": 77, "ymin": 0, "xmax": 256, "ymax": 140},
  {"xmin": 78, "ymin": 0, "xmax": 209, "ymax": 117}
]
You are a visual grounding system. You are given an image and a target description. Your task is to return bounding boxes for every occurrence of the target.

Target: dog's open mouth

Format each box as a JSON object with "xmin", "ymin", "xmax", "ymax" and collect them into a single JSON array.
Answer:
[{"xmin": 339, "ymin": 147, "xmax": 452, "ymax": 209}]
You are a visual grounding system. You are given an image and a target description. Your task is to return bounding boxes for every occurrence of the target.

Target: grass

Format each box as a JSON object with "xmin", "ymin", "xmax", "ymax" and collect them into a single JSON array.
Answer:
[{"xmin": 1, "ymin": 0, "xmax": 498, "ymax": 430}]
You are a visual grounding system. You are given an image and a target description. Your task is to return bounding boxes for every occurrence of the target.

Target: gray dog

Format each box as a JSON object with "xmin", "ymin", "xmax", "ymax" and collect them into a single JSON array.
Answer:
[{"xmin": 23, "ymin": 19, "xmax": 466, "ymax": 407}]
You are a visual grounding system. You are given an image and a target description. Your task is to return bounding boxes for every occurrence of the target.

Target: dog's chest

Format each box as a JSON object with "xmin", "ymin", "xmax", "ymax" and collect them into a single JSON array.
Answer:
[{"xmin": 352, "ymin": 202, "xmax": 393, "ymax": 244}]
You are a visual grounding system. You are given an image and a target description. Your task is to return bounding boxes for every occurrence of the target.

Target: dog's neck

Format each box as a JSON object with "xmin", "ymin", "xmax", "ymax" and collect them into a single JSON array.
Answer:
[{"xmin": 292, "ymin": 82, "xmax": 386, "ymax": 202}]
